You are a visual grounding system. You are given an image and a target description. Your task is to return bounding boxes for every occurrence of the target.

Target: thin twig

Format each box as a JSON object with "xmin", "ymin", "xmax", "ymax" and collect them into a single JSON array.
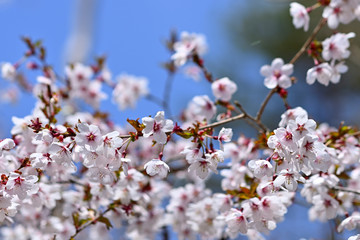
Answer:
[
  {"xmin": 289, "ymin": 18, "xmax": 327, "ymax": 65},
  {"xmin": 119, "ymin": 113, "xmax": 246, "ymax": 139},
  {"xmin": 256, "ymin": 88, "xmax": 277, "ymax": 121},
  {"xmin": 234, "ymin": 101, "xmax": 268, "ymax": 133},
  {"xmin": 199, "ymin": 113, "xmax": 245, "ymax": 130},
  {"xmin": 333, "ymin": 186, "xmax": 360, "ymax": 195},
  {"xmin": 56, "ymin": 179, "xmax": 85, "ymax": 187}
]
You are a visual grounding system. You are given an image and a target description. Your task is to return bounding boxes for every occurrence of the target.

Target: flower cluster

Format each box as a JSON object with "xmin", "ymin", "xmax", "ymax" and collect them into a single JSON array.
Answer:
[
  {"xmin": 0, "ymin": 1, "xmax": 360, "ymax": 240},
  {"xmin": 171, "ymin": 32, "xmax": 208, "ymax": 67},
  {"xmin": 307, "ymin": 32, "xmax": 355, "ymax": 86},
  {"xmin": 112, "ymin": 73, "xmax": 149, "ymax": 110}
]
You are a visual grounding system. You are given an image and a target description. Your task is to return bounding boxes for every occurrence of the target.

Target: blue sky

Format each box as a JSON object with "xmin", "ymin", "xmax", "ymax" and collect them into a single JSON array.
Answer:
[{"xmin": 0, "ymin": 0, "xmax": 246, "ymax": 137}]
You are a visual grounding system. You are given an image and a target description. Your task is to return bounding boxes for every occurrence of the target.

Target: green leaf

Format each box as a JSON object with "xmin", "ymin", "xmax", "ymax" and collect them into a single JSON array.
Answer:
[
  {"xmin": 226, "ymin": 186, "xmax": 258, "ymax": 200},
  {"xmin": 72, "ymin": 212, "xmax": 80, "ymax": 229},
  {"xmin": 78, "ymin": 218, "xmax": 91, "ymax": 226},
  {"xmin": 34, "ymin": 40, "xmax": 42, "ymax": 47},
  {"xmin": 175, "ymin": 130, "xmax": 193, "ymax": 139},
  {"xmin": 336, "ymin": 171, "xmax": 350, "ymax": 180},
  {"xmin": 97, "ymin": 216, "xmax": 113, "ymax": 230}
]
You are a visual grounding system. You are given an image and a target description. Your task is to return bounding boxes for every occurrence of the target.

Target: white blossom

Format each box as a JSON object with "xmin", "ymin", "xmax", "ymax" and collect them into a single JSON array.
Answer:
[
  {"xmin": 290, "ymin": 2, "xmax": 310, "ymax": 31},
  {"xmin": 171, "ymin": 32, "xmax": 207, "ymax": 66},
  {"xmin": 142, "ymin": 111, "xmax": 174, "ymax": 144},
  {"xmin": 1, "ymin": 62, "xmax": 16, "ymax": 81},
  {"xmin": 306, "ymin": 63, "xmax": 333, "ymax": 86},
  {"xmin": 144, "ymin": 159, "xmax": 170, "ymax": 178},
  {"xmin": 260, "ymin": 58, "xmax": 293, "ymax": 89},
  {"xmin": 211, "ymin": 77, "xmax": 237, "ymax": 102}
]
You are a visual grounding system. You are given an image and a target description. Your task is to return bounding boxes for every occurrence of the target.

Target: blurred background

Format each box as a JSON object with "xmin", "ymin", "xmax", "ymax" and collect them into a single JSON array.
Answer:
[{"xmin": 0, "ymin": 0, "xmax": 359, "ymax": 239}]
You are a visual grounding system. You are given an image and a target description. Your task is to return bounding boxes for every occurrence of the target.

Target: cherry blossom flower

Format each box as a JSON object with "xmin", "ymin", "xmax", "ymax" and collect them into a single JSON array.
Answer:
[
  {"xmin": 279, "ymin": 106, "xmax": 308, "ymax": 127},
  {"xmin": 142, "ymin": 111, "xmax": 174, "ymax": 144},
  {"xmin": 99, "ymin": 131, "xmax": 123, "ymax": 158},
  {"xmin": 11, "ymin": 115, "xmax": 34, "ymax": 136},
  {"xmin": 337, "ymin": 212, "xmax": 360, "ymax": 232},
  {"xmin": 1, "ymin": 62, "xmax": 16, "ymax": 81},
  {"xmin": 6, "ymin": 172, "xmax": 38, "ymax": 200},
  {"xmin": 287, "ymin": 115, "xmax": 316, "ymax": 140},
  {"xmin": 144, "ymin": 159, "xmax": 170, "ymax": 178},
  {"xmin": 0, "ymin": 86, "xmax": 19, "ymax": 104},
  {"xmin": 75, "ymin": 122, "xmax": 102, "ymax": 151},
  {"xmin": 171, "ymin": 32, "xmax": 207, "ymax": 67},
  {"xmin": 48, "ymin": 142, "xmax": 76, "ymax": 171},
  {"xmin": 290, "ymin": 2, "xmax": 310, "ymax": 31},
  {"xmin": 87, "ymin": 165, "xmax": 117, "ymax": 184},
  {"xmin": 188, "ymin": 157, "xmax": 217, "ymax": 179},
  {"xmin": 206, "ymin": 151, "xmax": 225, "ymax": 166},
  {"xmin": 329, "ymin": 60, "xmax": 348, "ymax": 84},
  {"xmin": 348, "ymin": 234, "xmax": 360, "ymax": 240},
  {"xmin": 0, "ymin": 139, "xmax": 15, "ymax": 156},
  {"xmin": 273, "ymin": 169, "xmax": 305, "ymax": 191},
  {"xmin": 218, "ymin": 127, "xmax": 233, "ymax": 150},
  {"xmin": 189, "ymin": 95, "xmax": 216, "ymax": 122},
  {"xmin": 84, "ymin": 81, "xmax": 108, "ymax": 109},
  {"xmin": 65, "ymin": 62, "xmax": 93, "ymax": 86},
  {"xmin": 248, "ymin": 159, "xmax": 273, "ymax": 179},
  {"xmin": 213, "ymin": 193, "xmax": 232, "ymax": 213},
  {"xmin": 306, "ymin": 63, "xmax": 333, "ymax": 86},
  {"xmin": 260, "ymin": 58, "xmax": 293, "ymax": 89},
  {"xmin": 218, "ymin": 128, "xmax": 233, "ymax": 142},
  {"xmin": 271, "ymin": 127, "xmax": 298, "ymax": 152},
  {"xmin": 322, "ymin": 32, "xmax": 355, "ymax": 61},
  {"xmin": 120, "ymin": 157, "xmax": 131, "ymax": 176},
  {"xmin": 30, "ymin": 152, "xmax": 51, "ymax": 169},
  {"xmin": 0, "ymin": 192, "xmax": 17, "ymax": 222},
  {"xmin": 211, "ymin": 77, "xmax": 237, "ymax": 102},
  {"xmin": 309, "ymin": 194, "xmax": 339, "ymax": 222},
  {"xmin": 181, "ymin": 145, "xmax": 203, "ymax": 163},
  {"xmin": 184, "ymin": 66, "xmax": 202, "ymax": 81},
  {"xmin": 225, "ymin": 208, "xmax": 248, "ymax": 237},
  {"xmin": 112, "ymin": 74, "xmax": 149, "ymax": 110},
  {"xmin": 323, "ymin": 1, "xmax": 356, "ymax": 29}
]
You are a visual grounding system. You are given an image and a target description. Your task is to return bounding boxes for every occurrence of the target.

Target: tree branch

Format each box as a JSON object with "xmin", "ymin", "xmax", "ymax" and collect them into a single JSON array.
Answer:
[
  {"xmin": 289, "ymin": 18, "xmax": 327, "ymax": 65},
  {"xmin": 333, "ymin": 186, "xmax": 360, "ymax": 195},
  {"xmin": 199, "ymin": 113, "xmax": 246, "ymax": 130},
  {"xmin": 256, "ymin": 88, "xmax": 277, "ymax": 122}
]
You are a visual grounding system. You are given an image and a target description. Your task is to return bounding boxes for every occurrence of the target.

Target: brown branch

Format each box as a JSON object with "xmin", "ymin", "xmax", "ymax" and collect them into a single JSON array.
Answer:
[
  {"xmin": 119, "ymin": 113, "xmax": 246, "ymax": 139},
  {"xmin": 289, "ymin": 18, "xmax": 327, "ymax": 65},
  {"xmin": 333, "ymin": 186, "xmax": 360, "ymax": 195},
  {"xmin": 234, "ymin": 101, "xmax": 268, "ymax": 133},
  {"xmin": 199, "ymin": 113, "xmax": 245, "ymax": 130},
  {"xmin": 256, "ymin": 88, "xmax": 277, "ymax": 122},
  {"xmin": 56, "ymin": 179, "xmax": 85, "ymax": 187}
]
